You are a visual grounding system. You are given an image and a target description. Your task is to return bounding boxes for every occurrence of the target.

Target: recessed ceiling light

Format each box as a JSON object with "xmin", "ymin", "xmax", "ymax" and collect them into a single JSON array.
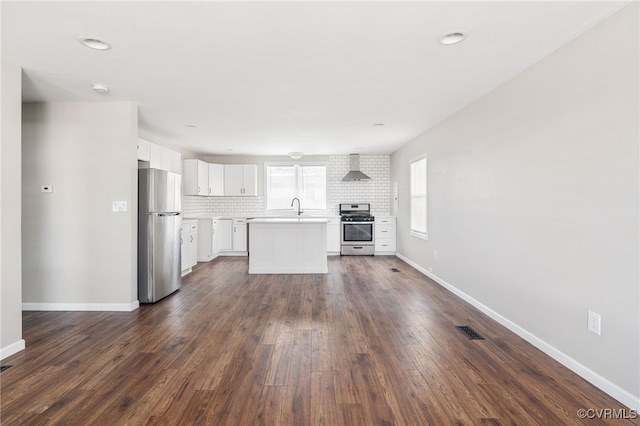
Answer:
[
  {"xmin": 439, "ymin": 32, "xmax": 466, "ymax": 45},
  {"xmin": 78, "ymin": 36, "xmax": 111, "ymax": 50},
  {"xmin": 373, "ymin": 123, "xmax": 384, "ymax": 126},
  {"xmin": 184, "ymin": 124, "xmax": 197, "ymax": 129},
  {"xmin": 92, "ymin": 83, "xmax": 110, "ymax": 94},
  {"xmin": 225, "ymin": 149, "xmax": 234, "ymax": 152}
]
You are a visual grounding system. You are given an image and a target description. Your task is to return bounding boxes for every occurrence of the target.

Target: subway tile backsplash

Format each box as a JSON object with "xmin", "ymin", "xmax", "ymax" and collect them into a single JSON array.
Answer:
[{"xmin": 183, "ymin": 155, "xmax": 390, "ymax": 217}]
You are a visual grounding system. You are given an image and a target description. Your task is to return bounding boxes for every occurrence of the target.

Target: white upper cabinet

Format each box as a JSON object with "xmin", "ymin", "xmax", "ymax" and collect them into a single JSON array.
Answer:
[
  {"xmin": 208, "ymin": 163, "xmax": 224, "ymax": 196},
  {"xmin": 146, "ymin": 141, "xmax": 181, "ymax": 174},
  {"xmin": 166, "ymin": 149, "xmax": 182, "ymax": 174},
  {"xmin": 224, "ymin": 164, "xmax": 257, "ymax": 196},
  {"xmin": 183, "ymin": 159, "xmax": 209, "ymax": 196},
  {"xmin": 137, "ymin": 138, "xmax": 150, "ymax": 161},
  {"xmin": 149, "ymin": 142, "xmax": 163, "ymax": 169}
]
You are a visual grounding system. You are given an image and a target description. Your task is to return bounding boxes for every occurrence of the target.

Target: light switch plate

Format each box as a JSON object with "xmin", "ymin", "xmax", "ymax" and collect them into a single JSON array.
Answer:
[
  {"xmin": 112, "ymin": 201, "xmax": 128, "ymax": 212},
  {"xmin": 588, "ymin": 310, "xmax": 601, "ymax": 335}
]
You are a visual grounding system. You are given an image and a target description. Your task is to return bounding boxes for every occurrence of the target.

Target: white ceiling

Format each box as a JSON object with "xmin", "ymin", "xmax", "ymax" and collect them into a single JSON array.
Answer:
[{"xmin": 2, "ymin": 1, "xmax": 628, "ymax": 156}]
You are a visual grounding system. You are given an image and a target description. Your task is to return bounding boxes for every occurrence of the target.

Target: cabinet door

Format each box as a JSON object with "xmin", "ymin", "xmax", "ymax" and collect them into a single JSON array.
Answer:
[
  {"xmin": 212, "ymin": 220, "xmax": 219, "ymax": 255},
  {"xmin": 137, "ymin": 138, "xmax": 150, "ymax": 161},
  {"xmin": 224, "ymin": 165, "xmax": 243, "ymax": 196},
  {"xmin": 196, "ymin": 219, "xmax": 213, "ymax": 260},
  {"xmin": 187, "ymin": 232, "xmax": 198, "ymax": 268},
  {"xmin": 170, "ymin": 150, "xmax": 182, "ymax": 174},
  {"xmin": 196, "ymin": 160, "xmax": 208, "ymax": 195},
  {"xmin": 149, "ymin": 143, "xmax": 163, "ymax": 169},
  {"xmin": 208, "ymin": 163, "xmax": 224, "ymax": 196},
  {"xmin": 181, "ymin": 230, "xmax": 188, "ymax": 271},
  {"xmin": 160, "ymin": 147, "xmax": 173, "ymax": 172},
  {"xmin": 217, "ymin": 219, "xmax": 233, "ymax": 250},
  {"xmin": 233, "ymin": 224, "xmax": 247, "ymax": 251},
  {"xmin": 184, "ymin": 159, "xmax": 208, "ymax": 196},
  {"xmin": 241, "ymin": 165, "xmax": 257, "ymax": 196}
]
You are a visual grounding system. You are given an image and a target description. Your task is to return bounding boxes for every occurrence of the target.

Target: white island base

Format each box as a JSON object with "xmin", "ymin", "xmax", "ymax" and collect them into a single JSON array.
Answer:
[{"xmin": 247, "ymin": 218, "xmax": 328, "ymax": 274}]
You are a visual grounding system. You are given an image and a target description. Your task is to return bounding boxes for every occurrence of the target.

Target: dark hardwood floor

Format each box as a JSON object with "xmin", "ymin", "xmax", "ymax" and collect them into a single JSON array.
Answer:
[{"xmin": 1, "ymin": 256, "xmax": 636, "ymax": 425}]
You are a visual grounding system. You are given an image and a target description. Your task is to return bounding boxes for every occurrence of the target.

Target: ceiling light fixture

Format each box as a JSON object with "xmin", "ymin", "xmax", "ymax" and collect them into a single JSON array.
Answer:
[
  {"xmin": 288, "ymin": 152, "xmax": 304, "ymax": 160},
  {"xmin": 184, "ymin": 124, "xmax": 197, "ymax": 129},
  {"xmin": 439, "ymin": 32, "xmax": 466, "ymax": 45},
  {"xmin": 91, "ymin": 83, "xmax": 110, "ymax": 94},
  {"xmin": 78, "ymin": 36, "xmax": 112, "ymax": 50},
  {"xmin": 373, "ymin": 123, "xmax": 384, "ymax": 126}
]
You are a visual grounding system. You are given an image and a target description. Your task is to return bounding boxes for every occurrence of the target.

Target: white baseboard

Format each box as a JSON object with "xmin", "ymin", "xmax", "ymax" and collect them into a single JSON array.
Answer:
[
  {"xmin": 22, "ymin": 301, "xmax": 140, "ymax": 312},
  {"xmin": 218, "ymin": 252, "xmax": 248, "ymax": 257},
  {"xmin": 395, "ymin": 253, "xmax": 640, "ymax": 411},
  {"xmin": 1, "ymin": 339, "xmax": 25, "ymax": 360}
]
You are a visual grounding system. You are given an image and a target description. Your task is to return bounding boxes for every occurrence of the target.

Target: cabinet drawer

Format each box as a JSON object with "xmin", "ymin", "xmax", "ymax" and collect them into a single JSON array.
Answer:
[
  {"xmin": 375, "ymin": 217, "xmax": 396, "ymax": 224},
  {"xmin": 375, "ymin": 238, "xmax": 396, "ymax": 252},
  {"xmin": 375, "ymin": 224, "xmax": 395, "ymax": 238},
  {"xmin": 182, "ymin": 222, "xmax": 198, "ymax": 234}
]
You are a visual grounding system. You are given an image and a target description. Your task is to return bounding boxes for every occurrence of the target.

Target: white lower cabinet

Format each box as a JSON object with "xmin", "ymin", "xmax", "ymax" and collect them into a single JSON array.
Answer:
[
  {"xmin": 232, "ymin": 219, "xmax": 248, "ymax": 253},
  {"xmin": 216, "ymin": 218, "xmax": 247, "ymax": 254},
  {"xmin": 217, "ymin": 219, "xmax": 233, "ymax": 251},
  {"xmin": 181, "ymin": 221, "xmax": 198, "ymax": 275},
  {"xmin": 375, "ymin": 216, "xmax": 396, "ymax": 255},
  {"xmin": 195, "ymin": 218, "xmax": 217, "ymax": 262}
]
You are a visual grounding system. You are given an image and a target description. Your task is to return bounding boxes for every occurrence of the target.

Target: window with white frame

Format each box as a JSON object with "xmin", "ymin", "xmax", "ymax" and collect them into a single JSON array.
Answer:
[
  {"xmin": 410, "ymin": 155, "xmax": 428, "ymax": 239},
  {"xmin": 265, "ymin": 163, "xmax": 327, "ymax": 212}
]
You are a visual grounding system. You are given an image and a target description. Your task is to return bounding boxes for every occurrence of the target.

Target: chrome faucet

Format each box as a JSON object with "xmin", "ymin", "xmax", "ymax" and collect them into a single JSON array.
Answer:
[{"xmin": 291, "ymin": 197, "xmax": 303, "ymax": 215}]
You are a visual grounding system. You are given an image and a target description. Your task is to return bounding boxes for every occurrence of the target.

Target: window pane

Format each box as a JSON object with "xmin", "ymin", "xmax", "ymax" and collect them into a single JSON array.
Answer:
[
  {"xmin": 298, "ymin": 165, "xmax": 326, "ymax": 210},
  {"xmin": 266, "ymin": 163, "xmax": 327, "ymax": 212},
  {"xmin": 266, "ymin": 165, "xmax": 296, "ymax": 210},
  {"xmin": 410, "ymin": 157, "xmax": 428, "ymax": 236}
]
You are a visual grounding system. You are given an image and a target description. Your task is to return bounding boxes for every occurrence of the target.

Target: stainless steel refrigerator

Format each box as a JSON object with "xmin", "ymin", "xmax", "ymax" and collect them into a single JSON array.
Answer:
[{"xmin": 138, "ymin": 168, "xmax": 182, "ymax": 303}]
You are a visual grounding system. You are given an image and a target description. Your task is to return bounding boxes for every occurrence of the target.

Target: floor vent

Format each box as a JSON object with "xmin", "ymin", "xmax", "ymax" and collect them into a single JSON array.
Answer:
[
  {"xmin": 456, "ymin": 326, "xmax": 485, "ymax": 340},
  {"xmin": 0, "ymin": 366, "xmax": 11, "ymax": 372},
  {"xmin": 390, "ymin": 268, "xmax": 401, "ymax": 272}
]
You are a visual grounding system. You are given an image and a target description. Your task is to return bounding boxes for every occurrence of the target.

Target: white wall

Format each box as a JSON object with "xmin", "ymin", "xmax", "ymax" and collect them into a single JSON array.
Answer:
[
  {"xmin": 391, "ymin": 4, "xmax": 639, "ymax": 408},
  {"xmin": 22, "ymin": 102, "xmax": 139, "ymax": 310},
  {"xmin": 184, "ymin": 154, "xmax": 390, "ymax": 217},
  {"xmin": 1, "ymin": 59, "xmax": 25, "ymax": 359}
]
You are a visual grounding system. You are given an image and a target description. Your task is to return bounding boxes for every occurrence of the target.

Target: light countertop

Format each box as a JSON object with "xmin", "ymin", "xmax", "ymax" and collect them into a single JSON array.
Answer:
[{"xmin": 247, "ymin": 217, "xmax": 329, "ymax": 224}]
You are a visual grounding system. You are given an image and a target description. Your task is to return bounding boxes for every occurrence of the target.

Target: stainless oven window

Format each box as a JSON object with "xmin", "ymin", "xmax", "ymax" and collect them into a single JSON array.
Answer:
[{"xmin": 342, "ymin": 223, "xmax": 373, "ymax": 243}]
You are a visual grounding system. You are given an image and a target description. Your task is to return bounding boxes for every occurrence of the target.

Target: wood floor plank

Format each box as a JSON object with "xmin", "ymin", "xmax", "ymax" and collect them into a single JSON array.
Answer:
[
  {"xmin": 310, "ymin": 371, "xmax": 341, "ymax": 426},
  {"xmin": 2, "ymin": 256, "xmax": 636, "ymax": 425}
]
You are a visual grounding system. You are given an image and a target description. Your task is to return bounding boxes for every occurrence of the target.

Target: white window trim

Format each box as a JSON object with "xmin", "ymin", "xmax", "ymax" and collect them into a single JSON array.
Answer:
[
  {"xmin": 264, "ymin": 161, "xmax": 329, "ymax": 213},
  {"xmin": 409, "ymin": 154, "xmax": 428, "ymax": 240}
]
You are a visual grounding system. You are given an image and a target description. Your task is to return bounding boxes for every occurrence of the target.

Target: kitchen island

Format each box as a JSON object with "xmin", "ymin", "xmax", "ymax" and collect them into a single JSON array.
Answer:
[{"xmin": 247, "ymin": 218, "xmax": 328, "ymax": 274}]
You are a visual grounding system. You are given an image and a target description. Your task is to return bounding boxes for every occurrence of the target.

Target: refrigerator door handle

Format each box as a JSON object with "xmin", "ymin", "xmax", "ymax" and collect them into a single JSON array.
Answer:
[{"xmin": 154, "ymin": 212, "xmax": 181, "ymax": 217}]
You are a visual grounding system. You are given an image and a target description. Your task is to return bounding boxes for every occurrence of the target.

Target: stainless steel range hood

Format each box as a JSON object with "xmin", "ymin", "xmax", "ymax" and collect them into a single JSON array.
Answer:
[{"xmin": 342, "ymin": 154, "xmax": 372, "ymax": 181}]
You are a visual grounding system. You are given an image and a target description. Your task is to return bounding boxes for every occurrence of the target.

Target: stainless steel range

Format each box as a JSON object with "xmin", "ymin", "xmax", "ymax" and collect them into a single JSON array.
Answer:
[{"xmin": 340, "ymin": 203, "xmax": 375, "ymax": 256}]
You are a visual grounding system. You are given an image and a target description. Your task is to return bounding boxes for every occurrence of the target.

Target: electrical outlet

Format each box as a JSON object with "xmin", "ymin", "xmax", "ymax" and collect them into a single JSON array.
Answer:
[{"xmin": 588, "ymin": 310, "xmax": 601, "ymax": 335}]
